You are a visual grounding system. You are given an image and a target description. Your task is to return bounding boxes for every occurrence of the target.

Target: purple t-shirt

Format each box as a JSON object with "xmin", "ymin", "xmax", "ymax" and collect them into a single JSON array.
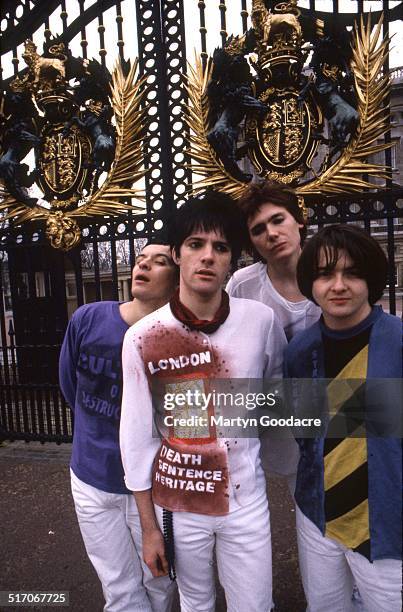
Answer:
[{"xmin": 59, "ymin": 301, "xmax": 131, "ymax": 494}]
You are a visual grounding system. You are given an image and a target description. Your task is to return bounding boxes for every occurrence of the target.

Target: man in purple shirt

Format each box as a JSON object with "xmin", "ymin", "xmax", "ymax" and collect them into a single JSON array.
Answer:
[{"xmin": 59, "ymin": 241, "xmax": 178, "ymax": 612}]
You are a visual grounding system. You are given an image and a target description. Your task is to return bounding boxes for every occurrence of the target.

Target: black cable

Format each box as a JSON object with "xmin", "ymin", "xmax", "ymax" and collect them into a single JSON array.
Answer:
[{"xmin": 162, "ymin": 508, "xmax": 176, "ymax": 581}]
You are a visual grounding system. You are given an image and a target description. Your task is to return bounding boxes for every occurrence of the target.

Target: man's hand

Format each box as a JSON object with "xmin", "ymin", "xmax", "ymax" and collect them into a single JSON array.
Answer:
[
  {"xmin": 142, "ymin": 528, "xmax": 169, "ymax": 577},
  {"xmin": 132, "ymin": 490, "xmax": 168, "ymax": 576}
]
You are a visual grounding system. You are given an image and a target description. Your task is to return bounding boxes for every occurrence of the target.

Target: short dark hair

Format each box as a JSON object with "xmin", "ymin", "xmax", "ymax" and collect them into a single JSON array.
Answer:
[
  {"xmin": 143, "ymin": 237, "xmax": 170, "ymax": 247},
  {"xmin": 169, "ymin": 190, "xmax": 245, "ymax": 264},
  {"xmin": 238, "ymin": 180, "xmax": 307, "ymax": 246},
  {"xmin": 138, "ymin": 239, "xmax": 179, "ymax": 281},
  {"xmin": 297, "ymin": 224, "xmax": 388, "ymax": 305}
]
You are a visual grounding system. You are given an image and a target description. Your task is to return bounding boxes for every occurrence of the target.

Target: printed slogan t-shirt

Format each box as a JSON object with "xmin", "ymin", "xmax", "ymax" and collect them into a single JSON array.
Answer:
[
  {"xmin": 59, "ymin": 301, "xmax": 131, "ymax": 494},
  {"xmin": 120, "ymin": 297, "xmax": 287, "ymax": 514}
]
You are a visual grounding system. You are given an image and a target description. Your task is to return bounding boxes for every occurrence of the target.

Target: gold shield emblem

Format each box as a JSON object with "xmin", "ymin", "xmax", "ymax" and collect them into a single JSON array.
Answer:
[
  {"xmin": 38, "ymin": 122, "xmax": 92, "ymax": 198},
  {"xmin": 247, "ymin": 89, "xmax": 322, "ymax": 182}
]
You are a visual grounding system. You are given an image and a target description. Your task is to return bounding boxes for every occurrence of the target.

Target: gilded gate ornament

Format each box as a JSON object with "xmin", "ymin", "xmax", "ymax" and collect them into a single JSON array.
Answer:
[
  {"xmin": 0, "ymin": 38, "xmax": 147, "ymax": 250},
  {"xmin": 185, "ymin": 1, "xmax": 393, "ymax": 208}
]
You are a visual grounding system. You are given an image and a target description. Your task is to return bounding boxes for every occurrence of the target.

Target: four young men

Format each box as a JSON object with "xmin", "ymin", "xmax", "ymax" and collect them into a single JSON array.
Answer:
[{"xmin": 60, "ymin": 187, "xmax": 402, "ymax": 611}]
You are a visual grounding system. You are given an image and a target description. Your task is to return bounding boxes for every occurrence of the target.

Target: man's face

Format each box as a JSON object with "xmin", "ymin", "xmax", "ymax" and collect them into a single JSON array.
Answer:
[
  {"xmin": 131, "ymin": 244, "xmax": 177, "ymax": 302},
  {"xmin": 247, "ymin": 202, "xmax": 303, "ymax": 263},
  {"xmin": 173, "ymin": 229, "xmax": 232, "ymax": 299},
  {"xmin": 312, "ymin": 248, "xmax": 371, "ymax": 330}
]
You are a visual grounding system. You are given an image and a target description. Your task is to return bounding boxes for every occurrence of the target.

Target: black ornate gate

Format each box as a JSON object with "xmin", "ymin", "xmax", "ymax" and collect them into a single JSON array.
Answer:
[{"xmin": 0, "ymin": 0, "xmax": 402, "ymax": 442}]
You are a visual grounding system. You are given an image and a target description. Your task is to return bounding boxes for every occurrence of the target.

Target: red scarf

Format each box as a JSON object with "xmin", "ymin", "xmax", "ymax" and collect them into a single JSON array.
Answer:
[{"xmin": 170, "ymin": 289, "xmax": 230, "ymax": 334}]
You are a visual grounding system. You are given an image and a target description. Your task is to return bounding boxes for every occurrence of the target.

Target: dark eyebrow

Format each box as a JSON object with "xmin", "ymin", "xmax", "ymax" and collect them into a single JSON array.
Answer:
[
  {"xmin": 316, "ymin": 263, "xmax": 334, "ymax": 271},
  {"xmin": 316, "ymin": 265, "xmax": 359, "ymax": 273},
  {"xmin": 185, "ymin": 235, "xmax": 229, "ymax": 246},
  {"xmin": 250, "ymin": 212, "xmax": 283, "ymax": 228},
  {"xmin": 185, "ymin": 235, "xmax": 205, "ymax": 242},
  {"xmin": 344, "ymin": 265, "xmax": 360, "ymax": 272},
  {"xmin": 268, "ymin": 212, "xmax": 284, "ymax": 222},
  {"xmin": 185, "ymin": 234, "xmax": 226, "ymax": 242}
]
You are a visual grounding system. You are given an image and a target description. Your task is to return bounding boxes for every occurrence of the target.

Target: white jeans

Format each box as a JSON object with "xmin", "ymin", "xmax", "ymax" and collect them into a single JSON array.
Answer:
[
  {"xmin": 296, "ymin": 506, "xmax": 402, "ymax": 612},
  {"xmin": 156, "ymin": 491, "xmax": 273, "ymax": 612},
  {"xmin": 71, "ymin": 470, "xmax": 176, "ymax": 612}
]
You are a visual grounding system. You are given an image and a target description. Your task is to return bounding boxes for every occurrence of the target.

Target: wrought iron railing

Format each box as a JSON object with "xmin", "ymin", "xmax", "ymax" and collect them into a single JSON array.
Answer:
[{"xmin": 1, "ymin": 0, "xmax": 402, "ymax": 443}]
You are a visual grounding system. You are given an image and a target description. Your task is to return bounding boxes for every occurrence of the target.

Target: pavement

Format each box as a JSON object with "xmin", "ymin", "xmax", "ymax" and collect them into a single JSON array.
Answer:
[{"xmin": 0, "ymin": 440, "xmax": 305, "ymax": 612}]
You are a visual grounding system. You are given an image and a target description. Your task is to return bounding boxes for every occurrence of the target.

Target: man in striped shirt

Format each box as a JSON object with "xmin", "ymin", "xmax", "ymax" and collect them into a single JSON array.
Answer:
[{"xmin": 285, "ymin": 224, "xmax": 402, "ymax": 612}]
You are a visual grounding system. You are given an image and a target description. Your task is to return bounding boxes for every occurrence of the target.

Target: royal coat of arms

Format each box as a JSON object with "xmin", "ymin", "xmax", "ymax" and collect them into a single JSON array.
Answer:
[
  {"xmin": 0, "ymin": 38, "xmax": 146, "ymax": 250},
  {"xmin": 186, "ymin": 0, "xmax": 392, "ymax": 207}
]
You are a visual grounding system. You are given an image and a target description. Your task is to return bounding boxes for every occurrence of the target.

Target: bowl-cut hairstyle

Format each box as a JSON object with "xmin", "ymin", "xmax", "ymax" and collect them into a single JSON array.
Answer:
[{"xmin": 297, "ymin": 224, "xmax": 388, "ymax": 305}]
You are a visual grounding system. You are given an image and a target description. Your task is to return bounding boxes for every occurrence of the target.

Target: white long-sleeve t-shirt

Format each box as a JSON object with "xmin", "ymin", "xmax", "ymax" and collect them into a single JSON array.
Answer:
[
  {"xmin": 226, "ymin": 262, "xmax": 321, "ymax": 341},
  {"xmin": 120, "ymin": 297, "xmax": 287, "ymax": 510},
  {"xmin": 227, "ymin": 262, "xmax": 321, "ymax": 478}
]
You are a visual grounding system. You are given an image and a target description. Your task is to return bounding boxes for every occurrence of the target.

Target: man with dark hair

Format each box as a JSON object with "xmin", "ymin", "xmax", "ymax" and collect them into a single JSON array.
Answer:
[
  {"xmin": 237, "ymin": 180, "xmax": 308, "ymax": 243},
  {"xmin": 286, "ymin": 224, "xmax": 402, "ymax": 611},
  {"xmin": 296, "ymin": 223, "xmax": 389, "ymax": 309},
  {"xmin": 226, "ymin": 180, "xmax": 320, "ymax": 488},
  {"xmin": 59, "ymin": 241, "xmax": 178, "ymax": 612},
  {"xmin": 120, "ymin": 191, "xmax": 287, "ymax": 612},
  {"xmin": 226, "ymin": 180, "xmax": 318, "ymax": 339},
  {"xmin": 169, "ymin": 189, "xmax": 245, "ymax": 266}
]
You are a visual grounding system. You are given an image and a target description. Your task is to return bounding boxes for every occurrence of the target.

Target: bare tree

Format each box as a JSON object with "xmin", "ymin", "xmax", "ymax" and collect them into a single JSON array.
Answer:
[
  {"xmin": 116, "ymin": 240, "xmax": 130, "ymax": 265},
  {"xmin": 81, "ymin": 242, "xmax": 112, "ymax": 270},
  {"xmin": 81, "ymin": 238, "xmax": 147, "ymax": 270}
]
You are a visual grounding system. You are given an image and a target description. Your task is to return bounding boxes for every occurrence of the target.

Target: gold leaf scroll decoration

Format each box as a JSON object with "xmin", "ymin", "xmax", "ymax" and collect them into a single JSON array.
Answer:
[
  {"xmin": 297, "ymin": 13, "xmax": 393, "ymax": 198},
  {"xmin": 70, "ymin": 58, "xmax": 147, "ymax": 218},
  {"xmin": 184, "ymin": 54, "xmax": 248, "ymax": 200},
  {"xmin": 0, "ymin": 192, "xmax": 44, "ymax": 224},
  {"xmin": 0, "ymin": 59, "xmax": 148, "ymax": 229}
]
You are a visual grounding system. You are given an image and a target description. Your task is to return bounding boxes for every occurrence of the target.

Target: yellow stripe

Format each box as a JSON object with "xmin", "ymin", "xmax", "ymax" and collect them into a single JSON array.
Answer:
[
  {"xmin": 333, "ymin": 344, "xmax": 368, "ymax": 380},
  {"xmin": 324, "ymin": 345, "xmax": 370, "ymax": 550},
  {"xmin": 324, "ymin": 430, "xmax": 366, "ymax": 490},
  {"xmin": 326, "ymin": 345, "xmax": 368, "ymax": 417},
  {"xmin": 325, "ymin": 499, "xmax": 369, "ymax": 549}
]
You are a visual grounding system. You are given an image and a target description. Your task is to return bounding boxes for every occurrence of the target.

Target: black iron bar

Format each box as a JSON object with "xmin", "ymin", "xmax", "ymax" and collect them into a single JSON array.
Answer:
[
  {"xmin": 198, "ymin": 1, "xmax": 208, "ymax": 70},
  {"xmin": 93, "ymin": 239, "xmax": 102, "ymax": 302},
  {"xmin": 97, "ymin": 10, "xmax": 107, "ymax": 67},
  {"xmin": 110, "ymin": 240, "xmax": 119, "ymax": 301},
  {"xmin": 44, "ymin": 385, "xmax": 54, "ymax": 437},
  {"xmin": 78, "ymin": 0, "xmax": 88, "ymax": 59},
  {"xmin": 116, "ymin": 1, "xmax": 125, "ymax": 61},
  {"xmin": 219, "ymin": 1, "xmax": 227, "ymax": 47},
  {"xmin": 240, "ymin": 0, "xmax": 248, "ymax": 33},
  {"xmin": 60, "ymin": 0, "xmax": 68, "ymax": 33}
]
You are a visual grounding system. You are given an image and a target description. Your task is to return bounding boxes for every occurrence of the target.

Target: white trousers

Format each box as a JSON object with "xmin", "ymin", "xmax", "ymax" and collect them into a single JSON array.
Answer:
[
  {"xmin": 71, "ymin": 471, "xmax": 176, "ymax": 612},
  {"xmin": 156, "ymin": 491, "xmax": 273, "ymax": 612},
  {"xmin": 296, "ymin": 506, "xmax": 402, "ymax": 612}
]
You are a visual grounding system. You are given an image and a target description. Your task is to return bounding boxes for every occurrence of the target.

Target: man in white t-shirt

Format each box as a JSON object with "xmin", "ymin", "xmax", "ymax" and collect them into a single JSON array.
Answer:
[
  {"xmin": 120, "ymin": 190, "xmax": 287, "ymax": 612},
  {"xmin": 226, "ymin": 181, "xmax": 321, "ymax": 486},
  {"xmin": 226, "ymin": 180, "xmax": 320, "ymax": 340}
]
